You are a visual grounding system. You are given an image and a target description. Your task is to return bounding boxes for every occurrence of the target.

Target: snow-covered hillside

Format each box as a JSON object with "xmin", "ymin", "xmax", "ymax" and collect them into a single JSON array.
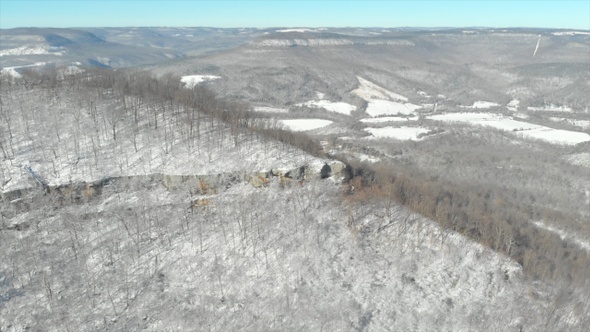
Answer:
[{"xmin": 1, "ymin": 155, "xmax": 570, "ymax": 331}]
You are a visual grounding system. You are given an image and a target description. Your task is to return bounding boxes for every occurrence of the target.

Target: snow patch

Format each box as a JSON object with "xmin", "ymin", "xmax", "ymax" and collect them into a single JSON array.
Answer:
[
  {"xmin": 276, "ymin": 28, "xmax": 317, "ymax": 33},
  {"xmin": 365, "ymin": 126, "xmax": 430, "ymax": 140},
  {"xmin": 259, "ymin": 39, "xmax": 354, "ymax": 47},
  {"xmin": 507, "ymin": 99, "xmax": 520, "ymax": 112},
  {"xmin": 565, "ymin": 153, "xmax": 590, "ymax": 168},
  {"xmin": 528, "ymin": 104, "xmax": 573, "ymax": 113},
  {"xmin": 180, "ymin": 75, "xmax": 220, "ymax": 88},
  {"xmin": 0, "ymin": 62, "xmax": 47, "ymax": 78},
  {"xmin": 366, "ymin": 100, "xmax": 421, "ymax": 117},
  {"xmin": 0, "ymin": 46, "xmax": 63, "ymax": 57},
  {"xmin": 552, "ymin": 31, "xmax": 590, "ymax": 36},
  {"xmin": 360, "ymin": 116, "xmax": 419, "ymax": 123},
  {"xmin": 533, "ymin": 221, "xmax": 590, "ymax": 252},
  {"xmin": 460, "ymin": 101, "xmax": 500, "ymax": 109},
  {"xmin": 280, "ymin": 119, "xmax": 333, "ymax": 132},
  {"xmin": 296, "ymin": 100, "xmax": 356, "ymax": 116},
  {"xmin": 429, "ymin": 112, "xmax": 590, "ymax": 145},
  {"xmin": 548, "ymin": 117, "xmax": 590, "ymax": 129},
  {"xmin": 352, "ymin": 77, "xmax": 408, "ymax": 102},
  {"xmin": 356, "ymin": 153, "xmax": 380, "ymax": 163},
  {"xmin": 522, "ymin": 128, "xmax": 590, "ymax": 145}
]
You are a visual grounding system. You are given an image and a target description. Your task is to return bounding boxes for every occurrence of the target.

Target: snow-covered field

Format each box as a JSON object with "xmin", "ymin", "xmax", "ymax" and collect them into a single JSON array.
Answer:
[
  {"xmin": 365, "ymin": 99, "xmax": 421, "ymax": 117},
  {"xmin": 351, "ymin": 76, "xmax": 408, "ymax": 102},
  {"xmin": 180, "ymin": 75, "xmax": 220, "ymax": 88},
  {"xmin": 360, "ymin": 116, "xmax": 419, "ymax": 123},
  {"xmin": 429, "ymin": 112, "xmax": 590, "ymax": 145},
  {"xmin": 459, "ymin": 101, "xmax": 500, "ymax": 109},
  {"xmin": 365, "ymin": 126, "xmax": 430, "ymax": 140},
  {"xmin": 296, "ymin": 99, "xmax": 357, "ymax": 115},
  {"xmin": 279, "ymin": 118, "xmax": 333, "ymax": 131},
  {"xmin": 522, "ymin": 128, "xmax": 590, "ymax": 145},
  {"xmin": 350, "ymin": 77, "xmax": 423, "ymax": 118}
]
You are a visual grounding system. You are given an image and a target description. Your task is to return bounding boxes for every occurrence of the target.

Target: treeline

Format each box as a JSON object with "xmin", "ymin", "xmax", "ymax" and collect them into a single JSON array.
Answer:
[
  {"xmin": 2, "ymin": 66, "xmax": 325, "ymax": 159},
  {"xmin": 87, "ymin": 68, "xmax": 326, "ymax": 157},
  {"xmin": 339, "ymin": 157, "xmax": 590, "ymax": 286}
]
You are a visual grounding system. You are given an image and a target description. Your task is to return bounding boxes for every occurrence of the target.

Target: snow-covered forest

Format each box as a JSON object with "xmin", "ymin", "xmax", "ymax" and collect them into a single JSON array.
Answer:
[{"xmin": 1, "ymin": 67, "xmax": 589, "ymax": 331}]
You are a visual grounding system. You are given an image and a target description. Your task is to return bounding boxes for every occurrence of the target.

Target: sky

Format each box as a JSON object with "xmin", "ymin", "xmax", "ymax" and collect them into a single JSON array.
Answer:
[{"xmin": 1, "ymin": 0, "xmax": 589, "ymax": 30}]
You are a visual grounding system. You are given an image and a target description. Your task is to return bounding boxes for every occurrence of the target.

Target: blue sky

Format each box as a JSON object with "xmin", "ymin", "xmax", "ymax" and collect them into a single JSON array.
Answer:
[{"xmin": 1, "ymin": 0, "xmax": 589, "ymax": 30}]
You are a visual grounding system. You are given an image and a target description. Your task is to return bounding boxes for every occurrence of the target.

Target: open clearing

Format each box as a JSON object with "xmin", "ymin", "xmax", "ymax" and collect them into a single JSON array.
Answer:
[
  {"xmin": 364, "ymin": 126, "xmax": 430, "ymax": 140},
  {"xmin": 296, "ymin": 99, "xmax": 357, "ymax": 115},
  {"xmin": 279, "ymin": 119, "xmax": 333, "ymax": 131},
  {"xmin": 429, "ymin": 112, "xmax": 590, "ymax": 145},
  {"xmin": 180, "ymin": 75, "xmax": 220, "ymax": 88}
]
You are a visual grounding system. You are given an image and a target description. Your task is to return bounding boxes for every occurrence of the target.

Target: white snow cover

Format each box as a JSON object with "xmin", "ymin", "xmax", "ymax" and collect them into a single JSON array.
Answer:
[
  {"xmin": 296, "ymin": 100, "xmax": 356, "ymax": 115},
  {"xmin": 360, "ymin": 116, "xmax": 419, "ymax": 123},
  {"xmin": 63, "ymin": 65, "xmax": 84, "ymax": 75},
  {"xmin": 0, "ymin": 67, "xmax": 22, "ymax": 78},
  {"xmin": 549, "ymin": 117, "xmax": 590, "ymax": 129},
  {"xmin": 460, "ymin": 101, "xmax": 500, "ymax": 109},
  {"xmin": 180, "ymin": 75, "xmax": 220, "ymax": 88},
  {"xmin": 351, "ymin": 77, "xmax": 422, "ymax": 118},
  {"xmin": 527, "ymin": 105, "xmax": 573, "ymax": 112},
  {"xmin": 351, "ymin": 77, "xmax": 408, "ymax": 102},
  {"xmin": 258, "ymin": 39, "xmax": 354, "ymax": 47},
  {"xmin": 565, "ymin": 152, "xmax": 590, "ymax": 168},
  {"xmin": 280, "ymin": 119, "xmax": 333, "ymax": 131},
  {"xmin": 507, "ymin": 99, "xmax": 520, "ymax": 112},
  {"xmin": 0, "ymin": 46, "xmax": 63, "ymax": 57},
  {"xmin": 0, "ymin": 62, "xmax": 47, "ymax": 78},
  {"xmin": 356, "ymin": 153, "xmax": 380, "ymax": 163},
  {"xmin": 365, "ymin": 100, "xmax": 421, "ymax": 117},
  {"xmin": 522, "ymin": 128, "xmax": 590, "ymax": 145},
  {"xmin": 429, "ymin": 112, "xmax": 590, "ymax": 145},
  {"xmin": 276, "ymin": 28, "xmax": 317, "ymax": 33},
  {"xmin": 252, "ymin": 106, "xmax": 289, "ymax": 113},
  {"xmin": 552, "ymin": 31, "xmax": 590, "ymax": 36},
  {"xmin": 533, "ymin": 221, "xmax": 590, "ymax": 252},
  {"xmin": 365, "ymin": 126, "xmax": 430, "ymax": 140}
]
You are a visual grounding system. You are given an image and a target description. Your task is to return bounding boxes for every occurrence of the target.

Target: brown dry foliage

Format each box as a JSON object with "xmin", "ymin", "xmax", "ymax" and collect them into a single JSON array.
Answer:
[{"xmin": 342, "ymin": 160, "xmax": 590, "ymax": 286}]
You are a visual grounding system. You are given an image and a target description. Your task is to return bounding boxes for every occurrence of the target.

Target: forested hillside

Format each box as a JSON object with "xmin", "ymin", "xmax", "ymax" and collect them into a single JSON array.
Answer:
[{"xmin": 1, "ymin": 68, "xmax": 589, "ymax": 331}]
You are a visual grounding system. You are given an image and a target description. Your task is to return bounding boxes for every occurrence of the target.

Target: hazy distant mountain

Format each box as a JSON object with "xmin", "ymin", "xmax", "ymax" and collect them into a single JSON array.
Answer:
[
  {"xmin": 0, "ymin": 27, "xmax": 273, "ymax": 68},
  {"xmin": 148, "ymin": 27, "xmax": 589, "ymax": 109}
]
